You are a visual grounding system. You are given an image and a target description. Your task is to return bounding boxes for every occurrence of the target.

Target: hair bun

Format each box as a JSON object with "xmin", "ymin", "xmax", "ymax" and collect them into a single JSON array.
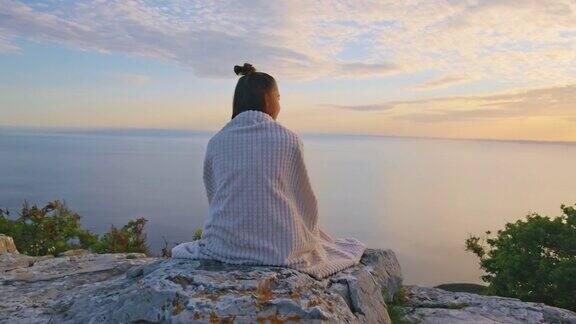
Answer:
[{"xmin": 234, "ymin": 63, "xmax": 256, "ymax": 76}]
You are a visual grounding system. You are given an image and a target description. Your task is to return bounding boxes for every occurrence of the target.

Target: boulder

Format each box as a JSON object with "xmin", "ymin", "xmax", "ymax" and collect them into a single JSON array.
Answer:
[
  {"xmin": 0, "ymin": 234, "xmax": 18, "ymax": 254},
  {"xmin": 402, "ymin": 285, "xmax": 576, "ymax": 324},
  {"xmin": 0, "ymin": 249, "xmax": 402, "ymax": 323},
  {"xmin": 2, "ymin": 243, "xmax": 575, "ymax": 324}
]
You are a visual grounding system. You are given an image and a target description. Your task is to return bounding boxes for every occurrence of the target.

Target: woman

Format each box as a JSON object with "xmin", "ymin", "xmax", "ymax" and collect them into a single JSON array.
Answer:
[{"xmin": 172, "ymin": 63, "xmax": 366, "ymax": 279}]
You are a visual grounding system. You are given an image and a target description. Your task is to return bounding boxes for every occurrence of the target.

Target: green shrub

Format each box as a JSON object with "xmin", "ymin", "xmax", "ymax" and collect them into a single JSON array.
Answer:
[
  {"xmin": 465, "ymin": 204, "xmax": 576, "ymax": 311},
  {"xmin": 0, "ymin": 201, "xmax": 98, "ymax": 256},
  {"xmin": 0, "ymin": 200, "xmax": 149, "ymax": 256},
  {"xmin": 93, "ymin": 217, "xmax": 149, "ymax": 255},
  {"xmin": 193, "ymin": 228, "xmax": 202, "ymax": 241}
]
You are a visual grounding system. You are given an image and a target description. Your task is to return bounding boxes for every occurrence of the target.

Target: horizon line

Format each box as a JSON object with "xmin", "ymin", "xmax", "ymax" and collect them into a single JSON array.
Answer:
[{"xmin": 1, "ymin": 124, "xmax": 575, "ymax": 146}]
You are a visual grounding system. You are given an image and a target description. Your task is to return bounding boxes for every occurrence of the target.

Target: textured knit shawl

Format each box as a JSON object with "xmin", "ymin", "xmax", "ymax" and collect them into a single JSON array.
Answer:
[{"xmin": 172, "ymin": 110, "xmax": 366, "ymax": 278}]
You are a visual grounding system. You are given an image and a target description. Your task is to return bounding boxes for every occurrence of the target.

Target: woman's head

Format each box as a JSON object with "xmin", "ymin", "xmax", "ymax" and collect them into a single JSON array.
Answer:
[{"xmin": 232, "ymin": 63, "xmax": 280, "ymax": 119}]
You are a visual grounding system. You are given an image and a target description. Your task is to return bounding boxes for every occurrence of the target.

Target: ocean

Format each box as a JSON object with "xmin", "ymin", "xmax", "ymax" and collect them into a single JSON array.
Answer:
[{"xmin": 1, "ymin": 127, "xmax": 575, "ymax": 285}]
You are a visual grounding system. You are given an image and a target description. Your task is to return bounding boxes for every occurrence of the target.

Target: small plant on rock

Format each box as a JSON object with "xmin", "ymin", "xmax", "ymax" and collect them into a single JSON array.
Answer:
[{"xmin": 93, "ymin": 217, "xmax": 150, "ymax": 255}]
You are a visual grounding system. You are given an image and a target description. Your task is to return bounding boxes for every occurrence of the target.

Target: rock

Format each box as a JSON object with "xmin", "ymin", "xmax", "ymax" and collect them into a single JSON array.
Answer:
[
  {"xmin": 58, "ymin": 249, "xmax": 90, "ymax": 257},
  {"xmin": 0, "ymin": 234, "xmax": 18, "ymax": 254},
  {"xmin": 402, "ymin": 285, "xmax": 576, "ymax": 324},
  {"xmin": 358, "ymin": 248, "xmax": 403, "ymax": 301},
  {"xmin": 3, "ymin": 246, "xmax": 575, "ymax": 324},
  {"xmin": 0, "ymin": 249, "xmax": 402, "ymax": 323},
  {"xmin": 329, "ymin": 249, "xmax": 402, "ymax": 323},
  {"xmin": 0, "ymin": 253, "xmax": 53, "ymax": 275},
  {"xmin": 0, "ymin": 252, "xmax": 154, "ymax": 323}
]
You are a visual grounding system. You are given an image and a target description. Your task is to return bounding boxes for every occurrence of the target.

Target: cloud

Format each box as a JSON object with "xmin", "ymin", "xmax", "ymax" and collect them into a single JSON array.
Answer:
[
  {"xmin": 117, "ymin": 74, "xmax": 151, "ymax": 85},
  {"xmin": 0, "ymin": 0, "xmax": 574, "ymax": 83},
  {"xmin": 415, "ymin": 74, "xmax": 473, "ymax": 90},
  {"xmin": 0, "ymin": 0, "xmax": 398, "ymax": 79},
  {"xmin": 320, "ymin": 103, "xmax": 395, "ymax": 112},
  {"xmin": 321, "ymin": 84, "xmax": 576, "ymax": 123},
  {"xmin": 397, "ymin": 84, "xmax": 576, "ymax": 122},
  {"xmin": 0, "ymin": 30, "xmax": 19, "ymax": 53},
  {"xmin": 321, "ymin": 97, "xmax": 452, "ymax": 112},
  {"xmin": 332, "ymin": 62, "xmax": 399, "ymax": 78}
]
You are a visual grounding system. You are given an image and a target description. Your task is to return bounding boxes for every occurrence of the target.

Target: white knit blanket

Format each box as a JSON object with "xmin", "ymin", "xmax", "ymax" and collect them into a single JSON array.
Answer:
[{"xmin": 172, "ymin": 110, "xmax": 366, "ymax": 278}]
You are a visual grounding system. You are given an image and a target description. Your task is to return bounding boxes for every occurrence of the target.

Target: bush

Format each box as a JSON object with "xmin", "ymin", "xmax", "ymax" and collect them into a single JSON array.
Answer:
[
  {"xmin": 465, "ymin": 204, "xmax": 576, "ymax": 311},
  {"xmin": 92, "ymin": 217, "xmax": 150, "ymax": 255},
  {"xmin": 0, "ymin": 201, "xmax": 98, "ymax": 256},
  {"xmin": 0, "ymin": 200, "xmax": 149, "ymax": 256},
  {"xmin": 193, "ymin": 228, "xmax": 202, "ymax": 241}
]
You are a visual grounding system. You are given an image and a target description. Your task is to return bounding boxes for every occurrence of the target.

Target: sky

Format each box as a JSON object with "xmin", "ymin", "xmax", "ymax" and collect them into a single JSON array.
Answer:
[{"xmin": 1, "ymin": 0, "xmax": 575, "ymax": 142}]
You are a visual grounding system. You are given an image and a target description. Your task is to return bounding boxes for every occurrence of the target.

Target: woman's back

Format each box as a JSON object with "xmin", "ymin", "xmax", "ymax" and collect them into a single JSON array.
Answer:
[
  {"xmin": 201, "ymin": 110, "xmax": 319, "ymax": 265},
  {"xmin": 172, "ymin": 64, "xmax": 365, "ymax": 279},
  {"xmin": 173, "ymin": 110, "xmax": 366, "ymax": 278}
]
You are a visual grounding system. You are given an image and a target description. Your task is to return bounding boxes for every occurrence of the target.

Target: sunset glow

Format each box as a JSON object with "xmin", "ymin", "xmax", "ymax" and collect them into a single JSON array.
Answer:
[{"xmin": 1, "ymin": 0, "xmax": 575, "ymax": 141}]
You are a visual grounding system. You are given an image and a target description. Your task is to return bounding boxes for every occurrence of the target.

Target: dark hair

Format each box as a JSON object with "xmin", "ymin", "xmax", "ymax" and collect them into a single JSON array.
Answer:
[{"xmin": 232, "ymin": 63, "xmax": 276, "ymax": 119}]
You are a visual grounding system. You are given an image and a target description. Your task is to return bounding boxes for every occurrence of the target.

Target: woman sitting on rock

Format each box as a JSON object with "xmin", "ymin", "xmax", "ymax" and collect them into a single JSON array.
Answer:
[{"xmin": 172, "ymin": 63, "xmax": 366, "ymax": 279}]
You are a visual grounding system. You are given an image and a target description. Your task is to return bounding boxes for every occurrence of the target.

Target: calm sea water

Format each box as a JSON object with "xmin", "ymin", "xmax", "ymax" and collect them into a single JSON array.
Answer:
[{"xmin": 1, "ymin": 127, "xmax": 575, "ymax": 285}]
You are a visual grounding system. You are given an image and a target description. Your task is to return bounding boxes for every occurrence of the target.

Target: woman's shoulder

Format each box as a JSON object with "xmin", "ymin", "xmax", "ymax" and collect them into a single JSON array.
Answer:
[{"xmin": 207, "ymin": 119, "xmax": 302, "ymax": 150}]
